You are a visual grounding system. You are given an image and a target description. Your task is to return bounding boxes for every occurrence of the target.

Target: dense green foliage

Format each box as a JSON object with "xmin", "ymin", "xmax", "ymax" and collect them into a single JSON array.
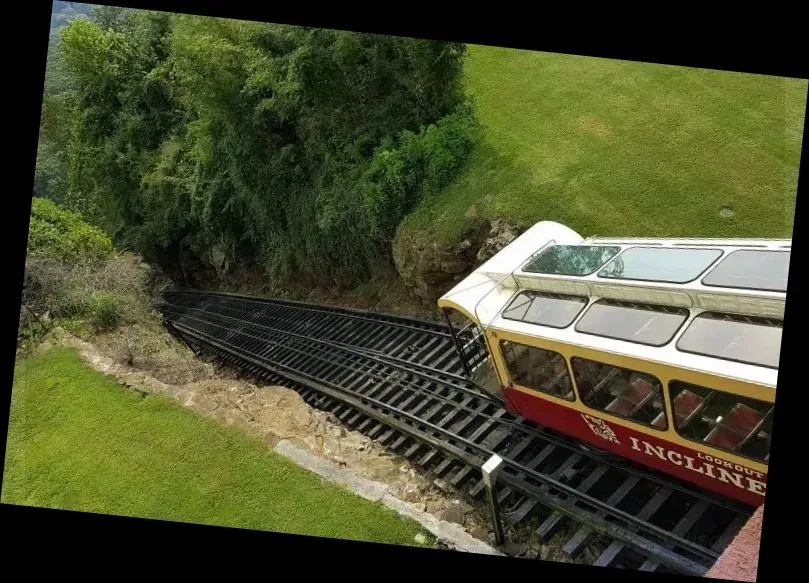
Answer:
[
  {"xmin": 42, "ymin": 11, "xmax": 475, "ymax": 284},
  {"xmin": 400, "ymin": 45, "xmax": 806, "ymax": 244},
  {"xmin": 35, "ymin": 2, "xmax": 98, "ymax": 203},
  {"xmin": 27, "ymin": 197, "xmax": 114, "ymax": 262},
  {"xmin": 4, "ymin": 347, "xmax": 432, "ymax": 546}
]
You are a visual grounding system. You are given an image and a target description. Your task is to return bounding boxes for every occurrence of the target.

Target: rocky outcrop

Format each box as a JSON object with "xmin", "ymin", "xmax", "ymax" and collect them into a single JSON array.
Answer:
[
  {"xmin": 209, "ymin": 244, "xmax": 229, "ymax": 278},
  {"xmin": 392, "ymin": 222, "xmax": 486, "ymax": 308},
  {"xmin": 392, "ymin": 218, "xmax": 525, "ymax": 308},
  {"xmin": 475, "ymin": 219, "xmax": 523, "ymax": 264}
]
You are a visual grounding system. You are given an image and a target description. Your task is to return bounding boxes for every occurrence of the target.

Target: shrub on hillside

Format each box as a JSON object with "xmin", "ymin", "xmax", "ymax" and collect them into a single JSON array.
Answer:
[
  {"xmin": 19, "ymin": 199, "xmax": 157, "ymax": 354},
  {"xmin": 27, "ymin": 197, "xmax": 114, "ymax": 262},
  {"xmin": 359, "ymin": 101, "xmax": 481, "ymax": 257},
  {"xmin": 87, "ymin": 291, "xmax": 126, "ymax": 331},
  {"xmin": 287, "ymin": 101, "xmax": 481, "ymax": 284}
]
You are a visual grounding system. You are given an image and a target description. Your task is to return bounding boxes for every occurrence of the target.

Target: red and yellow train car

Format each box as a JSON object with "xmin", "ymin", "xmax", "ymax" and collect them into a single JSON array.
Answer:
[{"xmin": 439, "ymin": 222, "xmax": 787, "ymax": 507}]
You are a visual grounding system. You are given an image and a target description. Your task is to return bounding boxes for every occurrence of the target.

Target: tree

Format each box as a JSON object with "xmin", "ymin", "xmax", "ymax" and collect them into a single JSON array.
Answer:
[{"xmin": 55, "ymin": 12, "xmax": 476, "ymax": 286}]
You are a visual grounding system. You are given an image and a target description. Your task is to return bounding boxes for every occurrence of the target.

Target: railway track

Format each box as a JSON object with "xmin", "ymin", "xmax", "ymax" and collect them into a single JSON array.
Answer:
[{"xmin": 161, "ymin": 289, "xmax": 752, "ymax": 575}]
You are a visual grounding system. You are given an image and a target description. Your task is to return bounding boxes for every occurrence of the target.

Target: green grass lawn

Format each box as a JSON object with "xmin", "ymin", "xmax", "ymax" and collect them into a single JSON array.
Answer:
[
  {"xmin": 402, "ymin": 45, "xmax": 807, "ymax": 244},
  {"xmin": 2, "ymin": 346, "xmax": 430, "ymax": 546}
]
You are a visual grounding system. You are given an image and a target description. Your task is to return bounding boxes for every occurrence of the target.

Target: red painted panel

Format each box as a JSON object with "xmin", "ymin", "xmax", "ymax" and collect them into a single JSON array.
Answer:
[{"xmin": 504, "ymin": 386, "xmax": 766, "ymax": 506}]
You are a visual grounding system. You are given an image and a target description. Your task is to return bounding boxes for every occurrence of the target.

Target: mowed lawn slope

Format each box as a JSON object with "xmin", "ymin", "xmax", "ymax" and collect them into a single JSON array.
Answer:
[
  {"xmin": 2, "ymin": 347, "xmax": 430, "ymax": 546},
  {"xmin": 402, "ymin": 45, "xmax": 807, "ymax": 244}
]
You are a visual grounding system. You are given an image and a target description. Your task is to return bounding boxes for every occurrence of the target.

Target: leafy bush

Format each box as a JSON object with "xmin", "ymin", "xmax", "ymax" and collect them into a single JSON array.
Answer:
[
  {"xmin": 27, "ymin": 197, "xmax": 114, "ymax": 262},
  {"xmin": 361, "ymin": 101, "xmax": 480, "ymax": 247},
  {"xmin": 87, "ymin": 291, "xmax": 125, "ymax": 330}
]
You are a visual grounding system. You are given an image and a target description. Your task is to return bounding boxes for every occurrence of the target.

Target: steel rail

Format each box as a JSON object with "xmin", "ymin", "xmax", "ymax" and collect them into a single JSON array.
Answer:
[
  {"xmin": 166, "ymin": 314, "xmax": 722, "ymax": 571},
  {"xmin": 164, "ymin": 298, "xmax": 751, "ymax": 515},
  {"xmin": 169, "ymin": 320, "xmax": 712, "ymax": 576}
]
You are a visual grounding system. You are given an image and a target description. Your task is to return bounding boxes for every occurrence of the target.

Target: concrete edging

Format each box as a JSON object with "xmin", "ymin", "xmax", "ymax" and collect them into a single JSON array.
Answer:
[{"xmin": 274, "ymin": 439, "xmax": 504, "ymax": 556}]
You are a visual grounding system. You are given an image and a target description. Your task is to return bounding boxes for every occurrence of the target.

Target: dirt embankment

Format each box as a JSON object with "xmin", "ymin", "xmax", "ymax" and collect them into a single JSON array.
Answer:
[
  {"xmin": 165, "ymin": 217, "xmax": 524, "ymax": 321},
  {"xmin": 215, "ymin": 264, "xmax": 439, "ymax": 321}
]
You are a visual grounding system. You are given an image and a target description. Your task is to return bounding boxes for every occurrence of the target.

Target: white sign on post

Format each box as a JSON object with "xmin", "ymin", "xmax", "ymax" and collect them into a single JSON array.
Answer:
[{"xmin": 482, "ymin": 454, "xmax": 504, "ymax": 488}]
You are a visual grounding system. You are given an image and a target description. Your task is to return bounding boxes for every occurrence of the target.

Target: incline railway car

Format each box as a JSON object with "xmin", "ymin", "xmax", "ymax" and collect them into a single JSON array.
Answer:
[{"xmin": 439, "ymin": 221, "xmax": 788, "ymax": 506}]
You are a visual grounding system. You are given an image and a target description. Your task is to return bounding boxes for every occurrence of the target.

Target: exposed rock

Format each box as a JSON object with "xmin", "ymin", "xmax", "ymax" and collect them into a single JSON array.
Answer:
[
  {"xmin": 426, "ymin": 501, "xmax": 443, "ymax": 514},
  {"xmin": 456, "ymin": 239, "xmax": 473, "ymax": 252},
  {"xmin": 453, "ymin": 499, "xmax": 474, "ymax": 515},
  {"xmin": 470, "ymin": 527, "xmax": 489, "ymax": 541},
  {"xmin": 392, "ymin": 221, "xmax": 490, "ymax": 306},
  {"xmin": 439, "ymin": 506, "xmax": 465, "ymax": 525},
  {"xmin": 392, "ymin": 218, "xmax": 525, "ymax": 307},
  {"xmin": 476, "ymin": 219, "xmax": 524, "ymax": 263},
  {"xmin": 433, "ymin": 478, "xmax": 452, "ymax": 492},
  {"xmin": 402, "ymin": 483, "xmax": 423, "ymax": 502},
  {"xmin": 210, "ymin": 244, "xmax": 228, "ymax": 276}
]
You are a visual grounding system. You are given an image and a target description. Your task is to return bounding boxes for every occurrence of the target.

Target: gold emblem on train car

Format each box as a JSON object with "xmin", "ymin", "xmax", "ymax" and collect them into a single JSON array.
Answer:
[{"xmin": 581, "ymin": 414, "xmax": 620, "ymax": 444}]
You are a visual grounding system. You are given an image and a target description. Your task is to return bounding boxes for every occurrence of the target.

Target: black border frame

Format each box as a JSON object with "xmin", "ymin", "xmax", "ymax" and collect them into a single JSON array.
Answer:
[{"xmin": 4, "ymin": 1, "xmax": 806, "ymax": 579}]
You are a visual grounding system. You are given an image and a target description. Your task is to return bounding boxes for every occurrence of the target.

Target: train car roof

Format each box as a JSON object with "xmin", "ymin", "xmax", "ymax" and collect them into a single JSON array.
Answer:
[
  {"xmin": 438, "ymin": 221, "xmax": 584, "ymax": 324},
  {"xmin": 438, "ymin": 221, "xmax": 789, "ymax": 389},
  {"xmin": 489, "ymin": 307, "xmax": 780, "ymax": 390}
]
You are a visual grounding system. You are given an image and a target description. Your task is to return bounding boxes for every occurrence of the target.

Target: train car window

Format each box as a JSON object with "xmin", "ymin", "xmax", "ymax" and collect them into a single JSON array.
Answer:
[
  {"xmin": 669, "ymin": 381, "xmax": 773, "ymax": 464},
  {"xmin": 598, "ymin": 247, "xmax": 723, "ymax": 284},
  {"xmin": 502, "ymin": 292, "xmax": 588, "ymax": 329},
  {"xmin": 676, "ymin": 312, "xmax": 782, "ymax": 369},
  {"xmin": 701, "ymin": 249, "xmax": 790, "ymax": 292},
  {"xmin": 500, "ymin": 341, "xmax": 576, "ymax": 401},
  {"xmin": 575, "ymin": 300, "xmax": 689, "ymax": 347},
  {"xmin": 523, "ymin": 245, "xmax": 621, "ymax": 276},
  {"xmin": 571, "ymin": 357, "xmax": 668, "ymax": 430}
]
